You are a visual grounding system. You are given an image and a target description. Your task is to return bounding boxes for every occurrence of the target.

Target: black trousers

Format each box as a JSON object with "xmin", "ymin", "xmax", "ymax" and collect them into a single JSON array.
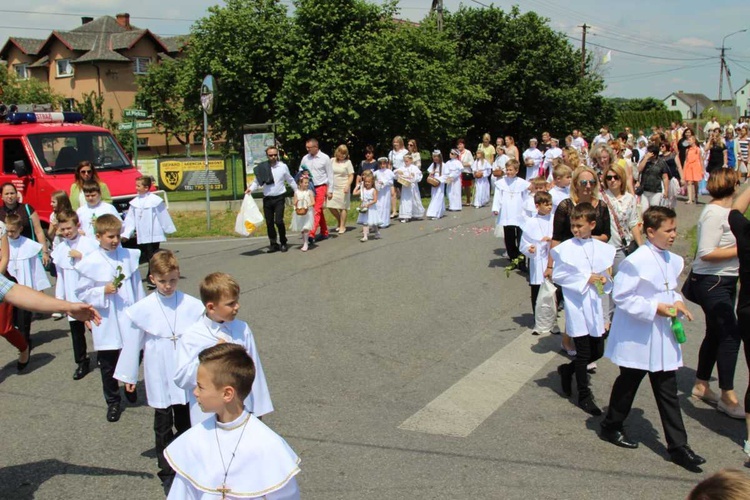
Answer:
[
  {"xmin": 566, "ymin": 335, "xmax": 604, "ymax": 401},
  {"xmin": 138, "ymin": 242, "xmax": 161, "ymax": 278},
  {"xmin": 70, "ymin": 320, "xmax": 88, "ymax": 364},
  {"xmin": 692, "ymin": 274, "xmax": 740, "ymax": 390},
  {"xmin": 154, "ymin": 404, "xmax": 191, "ymax": 481},
  {"xmin": 503, "ymin": 225, "xmax": 522, "ymax": 261},
  {"xmin": 530, "ymin": 284, "xmax": 540, "ymax": 313},
  {"xmin": 602, "ymin": 367, "xmax": 688, "ymax": 451},
  {"xmin": 14, "ymin": 308, "xmax": 32, "ymax": 344},
  {"xmin": 263, "ymin": 194, "xmax": 287, "ymax": 246},
  {"xmin": 97, "ymin": 349, "xmax": 121, "ymax": 405}
]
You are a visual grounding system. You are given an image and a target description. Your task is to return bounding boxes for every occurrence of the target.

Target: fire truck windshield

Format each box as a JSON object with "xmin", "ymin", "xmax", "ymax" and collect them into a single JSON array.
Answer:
[{"xmin": 26, "ymin": 132, "xmax": 132, "ymax": 172}]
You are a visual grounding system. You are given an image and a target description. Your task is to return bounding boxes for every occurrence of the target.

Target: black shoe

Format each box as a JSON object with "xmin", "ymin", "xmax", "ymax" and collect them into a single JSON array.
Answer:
[
  {"xmin": 265, "ymin": 244, "xmax": 280, "ymax": 254},
  {"xmin": 314, "ymin": 233, "xmax": 329, "ymax": 242},
  {"xmin": 124, "ymin": 386, "xmax": 138, "ymax": 403},
  {"xmin": 16, "ymin": 339, "xmax": 32, "ymax": 372},
  {"xmin": 308, "ymin": 236, "xmax": 314, "ymax": 244},
  {"xmin": 599, "ymin": 426, "xmax": 638, "ymax": 449},
  {"xmin": 557, "ymin": 364, "xmax": 572, "ymax": 397},
  {"xmin": 280, "ymin": 244, "xmax": 289, "ymax": 252},
  {"xmin": 578, "ymin": 397, "xmax": 603, "ymax": 416},
  {"xmin": 531, "ymin": 331, "xmax": 540, "ymax": 336},
  {"xmin": 73, "ymin": 359, "xmax": 90, "ymax": 380},
  {"xmin": 161, "ymin": 475, "xmax": 175, "ymax": 496},
  {"xmin": 669, "ymin": 445, "xmax": 706, "ymax": 472},
  {"xmin": 106, "ymin": 403, "xmax": 122, "ymax": 422}
]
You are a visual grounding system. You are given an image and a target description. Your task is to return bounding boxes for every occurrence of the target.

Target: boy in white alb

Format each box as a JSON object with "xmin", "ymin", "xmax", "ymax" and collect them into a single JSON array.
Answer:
[
  {"xmin": 166, "ymin": 343, "xmax": 300, "ymax": 499},
  {"xmin": 5, "ymin": 214, "xmax": 51, "ymax": 345},
  {"xmin": 174, "ymin": 272, "xmax": 273, "ymax": 426},
  {"xmin": 114, "ymin": 250, "xmax": 204, "ymax": 493},
  {"xmin": 549, "ymin": 163, "xmax": 572, "ymax": 215},
  {"xmin": 121, "ymin": 176, "xmax": 175, "ymax": 270},
  {"xmin": 520, "ymin": 192, "xmax": 554, "ymax": 329},
  {"xmin": 76, "ymin": 214, "xmax": 145, "ymax": 422},
  {"xmin": 492, "ymin": 159, "xmax": 530, "ymax": 269},
  {"xmin": 50, "ymin": 210, "xmax": 99, "ymax": 380},
  {"xmin": 522, "ymin": 177, "xmax": 548, "ymax": 221},
  {"xmin": 76, "ymin": 180, "xmax": 120, "ymax": 237},
  {"xmin": 551, "ymin": 202, "xmax": 615, "ymax": 416},
  {"xmin": 600, "ymin": 206, "xmax": 706, "ymax": 472}
]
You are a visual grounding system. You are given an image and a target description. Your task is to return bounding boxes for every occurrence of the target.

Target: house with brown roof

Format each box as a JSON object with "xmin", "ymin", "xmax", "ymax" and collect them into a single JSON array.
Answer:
[{"xmin": 1, "ymin": 13, "xmax": 187, "ymax": 154}]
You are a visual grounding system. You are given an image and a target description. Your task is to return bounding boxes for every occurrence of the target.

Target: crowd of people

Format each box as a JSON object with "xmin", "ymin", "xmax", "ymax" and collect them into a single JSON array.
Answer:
[{"xmin": 5, "ymin": 120, "xmax": 750, "ymax": 497}]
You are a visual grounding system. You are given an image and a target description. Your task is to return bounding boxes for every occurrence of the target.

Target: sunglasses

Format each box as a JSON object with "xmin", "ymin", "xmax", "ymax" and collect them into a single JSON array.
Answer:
[
  {"xmin": 267, "ymin": 154, "xmax": 278, "ymax": 157},
  {"xmin": 579, "ymin": 180, "xmax": 596, "ymax": 187},
  {"xmin": 80, "ymin": 170, "xmax": 93, "ymax": 174},
  {"xmin": 605, "ymin": 175, "xmax": 619, "ymax": 181}
]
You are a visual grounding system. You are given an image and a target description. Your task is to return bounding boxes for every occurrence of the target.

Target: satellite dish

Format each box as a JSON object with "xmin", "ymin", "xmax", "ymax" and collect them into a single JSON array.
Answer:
[{"xmin": 200, "ymin": 75, "xmax": 216, "ymax": 115}]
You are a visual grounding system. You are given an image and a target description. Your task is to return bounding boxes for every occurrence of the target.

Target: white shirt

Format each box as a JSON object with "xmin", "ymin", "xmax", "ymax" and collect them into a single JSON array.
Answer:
[
  {"xmin": 76, "ymin": 202, "xmax": 121, "ymax": 237},
  {"xmin": 301, "ymin": 151, "xmax": 333, "ymax": 189},
  {"xmin": 572, "ymin": 137, "xmax": 585, "ymax": 152},
  {"xmin": 691, "ymin": 204, "xmax": 739, "ymax": 276},
  {"xmin": 543, "ymin": 147, "xmax": 562, "ymax": 173},
  {"xmin": 248, "ymin": 161, "xmax": 297, "ymax": 197}
]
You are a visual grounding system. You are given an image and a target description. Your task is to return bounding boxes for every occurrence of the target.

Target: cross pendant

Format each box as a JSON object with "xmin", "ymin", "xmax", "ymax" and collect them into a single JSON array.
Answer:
[
  {"xmin": 169, "ymin": 334, "xmax": 179, "ymax": 348},
  {"xmin": 665, "ymin": 280, "xmax": 669, "ymax": 292},
  {"xmin": 217, "ymin": 485, "xmax": 231, "ymax": 498}
]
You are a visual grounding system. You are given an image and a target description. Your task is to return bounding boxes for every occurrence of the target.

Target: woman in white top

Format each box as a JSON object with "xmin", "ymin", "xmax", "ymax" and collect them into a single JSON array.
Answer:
[
  {"xmin": 328, "ymin": 145, "xmax": 355, "ymax": 234},
  {"xmin": 688, "ymin": 169, "xmax": 744, "ymax": 419},
  {"xmin": 389, "ymin": 136, "xmax": 408, "ymax": 219}
]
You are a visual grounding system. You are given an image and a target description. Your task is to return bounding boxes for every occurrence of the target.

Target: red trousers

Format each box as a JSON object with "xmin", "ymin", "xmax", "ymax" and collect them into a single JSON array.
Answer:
[
  {"xmin": 0, "ymin": 301, "xmax": 28, "ymax": 352},
  {"xmin": 311, "ymin": 184, "xmax": 329, "ymax": 238}
]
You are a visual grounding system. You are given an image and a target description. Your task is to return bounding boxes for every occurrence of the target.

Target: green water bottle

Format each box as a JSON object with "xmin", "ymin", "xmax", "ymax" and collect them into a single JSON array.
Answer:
[{"xmin": 669, "ymin": 308, "xmax": 686, "ymax": 344}]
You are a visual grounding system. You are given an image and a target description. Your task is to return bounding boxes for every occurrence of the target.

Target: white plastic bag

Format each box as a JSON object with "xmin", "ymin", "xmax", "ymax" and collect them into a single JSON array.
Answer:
[
  {"xmin": 534, "ymin": 279, "xmax": 558, "ymax": 334},
  {"xmin": 234, "ymin": 194, "xmax": 265, "ymax": 236}
]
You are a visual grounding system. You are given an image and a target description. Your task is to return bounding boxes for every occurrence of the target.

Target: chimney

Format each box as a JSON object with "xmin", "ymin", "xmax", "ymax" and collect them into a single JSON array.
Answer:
[
  {"xmin": 115, "ymin": 13, "xmax": 131, "ymax": 30},
  {"xmin": 81, "ymin": 16, "xmax": 93, "ymax": 25}
]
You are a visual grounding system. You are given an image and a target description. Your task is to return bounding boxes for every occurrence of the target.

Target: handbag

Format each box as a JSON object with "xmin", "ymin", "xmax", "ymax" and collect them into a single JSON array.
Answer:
[
  {"xmin": 680, "ymin": 271, "xmax": 698, "ymax": 304},
  {"xmin": 601, "ymin": 191, "xmax": 638, "ymax": 255}
]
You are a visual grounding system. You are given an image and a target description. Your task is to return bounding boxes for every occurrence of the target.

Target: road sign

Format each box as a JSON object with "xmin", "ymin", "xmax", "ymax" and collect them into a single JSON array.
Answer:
[
  {"xmin": 118, "ymin": 120, "xmax": 153, "ymax": 131},
  {"xmin": 200, "ymin": 75, "xmax": 216, "ymax": 115},
  {"xmin": 123, "ymin": 108, "xmax": 148, "ymax": 119}
]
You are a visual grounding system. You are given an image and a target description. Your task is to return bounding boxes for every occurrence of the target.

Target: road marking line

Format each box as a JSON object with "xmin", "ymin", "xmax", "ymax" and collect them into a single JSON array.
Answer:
[{"xmin": 398, "ymin": 330, "xmax": 558, "ymax": 438}]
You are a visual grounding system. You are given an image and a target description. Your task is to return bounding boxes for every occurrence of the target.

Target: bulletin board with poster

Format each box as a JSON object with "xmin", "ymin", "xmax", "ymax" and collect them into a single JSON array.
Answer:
[
  {"xmin": 243, "ymin": 132, "xmax": 276, "ymax": 186},
  {"xmin": 158, "ymin": 158, "xmax": 227, "ymax": 192}
]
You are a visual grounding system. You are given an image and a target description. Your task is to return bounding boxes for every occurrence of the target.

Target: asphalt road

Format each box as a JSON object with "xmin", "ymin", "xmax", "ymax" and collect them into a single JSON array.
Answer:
[{"xmin": 0, "ymin": 202, "xmax": 748, "ymax": 499}]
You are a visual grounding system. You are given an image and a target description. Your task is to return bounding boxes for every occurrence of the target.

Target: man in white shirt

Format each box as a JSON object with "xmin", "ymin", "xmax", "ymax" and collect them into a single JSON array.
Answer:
[
  {"xmin": 703, "ymin": 116, "xmax": 720, "ymax": 136},
  {"xmin": 300, "ymin": 138, "xmax": 334, "ymax": 242},
  {"xmin": 572, "ymin": 129, "xmax": 586, "ymax": 152},
  {"xmin": 593, "ymin": 126, "xmax": 613, "ymax": 145},
  {"xmin": 246, "ymin": 147, "xmax": 297, "ymax": 253}
]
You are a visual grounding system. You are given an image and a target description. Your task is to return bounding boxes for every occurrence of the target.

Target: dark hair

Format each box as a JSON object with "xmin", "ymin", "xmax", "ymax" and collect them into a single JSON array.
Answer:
[
  {"xmin": 82, "ymin": 180, "xmax": 101, "ymax": 194},
  {"xmin": 75, "ymin": 161, "xmax": 101, "ymax": 188},
  {"xmin": 136, "ymin": 175, "xmax": 153, "ymax": 189},
  {"xmin": 646, "ymin": 144, "xmax": 660, "ymax": 156},
  {"xmin": 617, "ymin": 132, "xmax": 628, "ymax": 142},
  {"xmin": 457, "ymin": 138, "xmax": 466, "ymax": 146},
  {"xmin": 688, "ymin": 469, "xmax": 750, "ymax": 500},
  {"xmin": 570, "ymin": 201, "xmax": 597, "ymax": 223},
  {"xmin": 364, "ymin": 145, "xmax": 375, "ymax": 157},
  {"xmin": 707, "ymin": 168, "xmax": 739, "ymax": 199},
  {"xmin": 56, "ymin": 209, "xmax": 79, "ymax": 226},
  {"xmin": 534, "ymin": 191, "xmax": 552, "ymax": 205},
  {"xmin": 198, "ymin": 343, "xmax": 256, "ymax": 402},
  {"xmin": 642, "ymin": 206, "xmax": 676, "ymax": 232},
  {"xmin": 0, "ymin": 182, "xmax": 17, "ymax": 194}
]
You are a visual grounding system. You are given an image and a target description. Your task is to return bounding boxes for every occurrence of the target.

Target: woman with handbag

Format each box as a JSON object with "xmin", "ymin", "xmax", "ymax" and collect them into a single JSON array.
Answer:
[{"xmin": 688, "ymin": 168, "xmax": 744, "ymax": 418}]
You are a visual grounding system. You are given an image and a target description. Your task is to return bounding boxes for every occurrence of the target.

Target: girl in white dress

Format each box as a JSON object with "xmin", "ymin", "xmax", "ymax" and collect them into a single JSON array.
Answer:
[
  {"xmin": 354, "ymin": 172, "xmax": 381, "ymax": 241},
  {"xmin": 471, "ymin": 150, "xmax": 492, "ymax": 208},
  {"xmin": 374, "ymin": 157, "xmax": 394, "ymax": 228},
  {"xmin": 394, "ymin": 154, "xmax": 424, "ymax": 222},
  {"xmin": 290, "ymin": 176, "xmax": 315, "ymax": 252},
  {"xmin": 426, "ymin": 150, "xmax": 446, "ymax": 220}
]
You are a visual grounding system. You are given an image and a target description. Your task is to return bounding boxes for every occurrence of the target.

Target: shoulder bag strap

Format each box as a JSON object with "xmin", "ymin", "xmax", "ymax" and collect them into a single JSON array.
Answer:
[{"xmin": 600, "ymin": 192, "xmax": 626, "ymax": 241}]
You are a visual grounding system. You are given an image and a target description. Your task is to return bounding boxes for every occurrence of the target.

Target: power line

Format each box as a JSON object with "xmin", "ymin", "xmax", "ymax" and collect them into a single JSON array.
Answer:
[
  {"xmin": 0, "ymin": 9, "xmax": 196, "ymax": 22},
  {"xmin": 606, "ymin": 62, "xmax": 716, "ymax": 83},
  {"xmin": 0, "ymin": 25, "xmax": 185, "ymax": 36},
  {"xmin": 565, "ymin": 35, "xmax": 714, "ymax": 61}
]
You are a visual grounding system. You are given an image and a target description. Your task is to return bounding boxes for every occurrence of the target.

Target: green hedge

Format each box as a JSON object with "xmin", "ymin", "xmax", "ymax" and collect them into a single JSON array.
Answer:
[{"xmin": 615, "ymin": 110, "xmax": 683, "ymax": 133}]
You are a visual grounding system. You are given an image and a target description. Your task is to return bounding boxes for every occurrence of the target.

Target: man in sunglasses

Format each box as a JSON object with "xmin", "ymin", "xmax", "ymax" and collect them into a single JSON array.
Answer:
[{"xmin": 246, "ymin": 146, "xmax": 297, "ymax": 253}]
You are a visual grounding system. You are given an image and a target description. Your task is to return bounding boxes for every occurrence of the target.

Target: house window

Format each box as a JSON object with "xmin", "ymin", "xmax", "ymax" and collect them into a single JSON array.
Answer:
[
  {"xmin": 14, "ymin": 64, "xmax": 29, "ymax": 80},
  {"xmin": 64, "ymin": 98, "xmax": 75, "ymax": 111},
  {"xmin": 56, "ymin": 59, "xmax": 73, "ymax": 78},
  {"xmin": 132, "ymin": 57, "xmax": 151, "ymax": 75},
  {"xmin": 136, "ymin": 137, "xmax": 149, "ymax": 149},
  {"xmin": 671, "ymin": 99, "xmax": 677, "ymax": 106}
]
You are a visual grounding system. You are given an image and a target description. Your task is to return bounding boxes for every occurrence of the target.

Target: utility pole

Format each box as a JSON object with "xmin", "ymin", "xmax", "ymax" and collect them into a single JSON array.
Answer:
[
  {"xmin": 718, "ymin": 46, "xmax": 726, "ymax": 106},
  {"xmin": 579, "ymin": 23, "xmax": 589, "ymax": 77},
  {"xmin": 718, "ymin": 30, "xmax": 747, "ymax": 118}
]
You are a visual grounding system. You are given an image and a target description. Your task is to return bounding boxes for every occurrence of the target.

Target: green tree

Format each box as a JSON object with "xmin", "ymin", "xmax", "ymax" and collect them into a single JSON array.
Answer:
[
  {"xmin": 609, "ymin": 97, "xmax": 667, "ymax": 112},
  {"xmin": 181, "ymin": 0, "xmax": 293, "ymax": 151},
  {"xmin": 443, "ymin": 5, "xmax": 615, "ymax": 143},
  {"xmin": 0, "ymin": 72, "xmax": 64, "ymax": 107},
  {"xmin": 135, "ymin": 57, "xmax": 202, "ymax": 149}
]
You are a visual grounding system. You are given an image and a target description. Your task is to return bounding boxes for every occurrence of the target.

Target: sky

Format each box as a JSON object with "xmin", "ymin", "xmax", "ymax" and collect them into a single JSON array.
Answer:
[{"xmin": 1, "ymin": 0, "xmax": 749, "ymax": 101}]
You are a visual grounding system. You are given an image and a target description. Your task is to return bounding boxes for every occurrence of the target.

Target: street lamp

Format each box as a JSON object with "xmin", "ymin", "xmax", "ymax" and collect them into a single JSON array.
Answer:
[{"xmin": 719, "ymin": 29, "xmax": 747, "ymax": 117}]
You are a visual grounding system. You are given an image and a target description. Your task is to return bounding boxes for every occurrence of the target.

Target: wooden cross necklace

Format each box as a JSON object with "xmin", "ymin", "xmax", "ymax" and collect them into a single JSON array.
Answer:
[
  {"xmin": 215, "ymin": 412, "xmax": 251, "ymax": 498},
  {"xmin": 155, "ymin": 292, "xmax": 179, "ymax": 348}
]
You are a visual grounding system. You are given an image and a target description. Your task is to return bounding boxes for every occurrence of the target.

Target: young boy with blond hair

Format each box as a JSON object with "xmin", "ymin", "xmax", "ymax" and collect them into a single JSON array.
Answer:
[
  {"xmin": 114, "ymin": 249, "xmax": 204, "ymax": 492},
  {"xmin": 166, "ymin": 343, "xmax": 300, "ymax": 499},
  {"xmin": 174, "ymin": 272, "xmax": 273, "ymax": 426},
  {"xmin": 76, "ymin": 214, "xmax": 144, "ymax": 422}
]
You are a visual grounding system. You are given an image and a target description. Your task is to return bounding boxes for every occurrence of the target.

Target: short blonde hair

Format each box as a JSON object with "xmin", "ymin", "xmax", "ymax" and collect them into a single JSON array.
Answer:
[
  {"xmin": 94, "ymin": 214, "xmax": 122, "ymax": 235},
  {"xmin": 199, "ymin": 272, "xmax": 240, "ymax": 305},
  {"xmin": 150, "ymin": 249, "xmax": 179, "ymax": 276},
  {"xmin": 334, "ymin": 144, "xmax": 349, "ymax": 161},
  {"xmin": 552, "ymin": 163, "xmax": 571, "ymax": 180}
]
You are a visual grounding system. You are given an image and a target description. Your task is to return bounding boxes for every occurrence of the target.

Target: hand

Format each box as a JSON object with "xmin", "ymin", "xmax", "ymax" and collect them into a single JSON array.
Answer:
[
  {"xmin": 244, "ymin": 187, "xmax": 252, "ymax": 194},
  {"xmin": 493, "ymin": 211, "xmax": 499, "ymax": 216},
  {"xmin": 68, "ymin": 250, "xmax": 82, "ymax": 259},
  {"xmin": 543, "ymin": 267, "xmax": 552, "ymax": 279},
  {"xmin": 125, "ymin": 383, "xmax": 136, "ymax": 393},
  {"xmin": 541, "ymin": 236, "xmax": 551, "ymax": 242},
  {"xmin": 41, "ymin": 253, "xmax": 50, "ymax": 266},
  {"xmin": 67, "ymin": 303, "xmax": 101, "ymax": 325},
  {"xmin": 344, "ymin": 186, "xmax": 350, "ymax": 194},
  {"xmin": 104, "ymin": 283, "xmax": 117, "ymax": 295},
  {"xmin": 588, "ymin": 273, "xmax": 605, "ymax": 285},
  {"xmin": 528, "ymin": 245, "xmax": 536, "ymax": 254},
  {"xmin": 656, "ymin": 303, "xmax": 676, "ymax": 318},
  {"xmin": 327, "ymin": 192, "xmax": 333, "ymax": 200},
  {"xmin": 673, "ymin": 301, "xmax": 693, "ymax": 321}
]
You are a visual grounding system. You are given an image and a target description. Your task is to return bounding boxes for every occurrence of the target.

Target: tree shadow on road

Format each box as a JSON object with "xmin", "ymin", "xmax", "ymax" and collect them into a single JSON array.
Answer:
[
  {"xmin": 488, "ymin": 247, "xmax": 509, "ymax": 269},
  {"xmin": 0, "ymin": 353, "xmax": 55, "ymax": 384},
  {"xmin": 0, "ymin": 458, "xmax": 153, "ymax": 500}
]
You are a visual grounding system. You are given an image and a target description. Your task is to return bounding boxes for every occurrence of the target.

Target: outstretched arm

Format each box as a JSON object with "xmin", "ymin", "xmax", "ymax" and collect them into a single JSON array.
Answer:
[{"xmin": 3, "ymin": 280, "xmax": 101, "ymax": 324}]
